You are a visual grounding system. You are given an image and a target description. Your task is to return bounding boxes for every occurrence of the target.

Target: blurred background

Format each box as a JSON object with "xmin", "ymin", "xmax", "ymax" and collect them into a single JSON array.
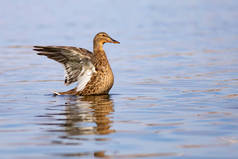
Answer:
[{"xmin": 0, "ymin": 0, "xmax": 238, "ymax": 159}]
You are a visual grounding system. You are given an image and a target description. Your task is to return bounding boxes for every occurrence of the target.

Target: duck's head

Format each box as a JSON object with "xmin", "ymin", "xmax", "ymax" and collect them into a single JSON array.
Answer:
[{"xmin": 94, "ymin": 32, "xmax": 120, "ymax": 45}]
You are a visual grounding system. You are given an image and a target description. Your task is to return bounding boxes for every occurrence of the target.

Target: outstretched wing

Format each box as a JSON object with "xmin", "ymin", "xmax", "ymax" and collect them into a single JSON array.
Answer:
[{"xmin": 34, "ymin": 46, "xmax": 96, "ymax": 91}]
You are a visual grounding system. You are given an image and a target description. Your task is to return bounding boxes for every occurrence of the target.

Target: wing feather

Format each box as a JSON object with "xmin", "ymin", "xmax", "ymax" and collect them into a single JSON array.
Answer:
[{"xmin": 34, "ymin": 46, "xmax": 95, "ymax": 89}]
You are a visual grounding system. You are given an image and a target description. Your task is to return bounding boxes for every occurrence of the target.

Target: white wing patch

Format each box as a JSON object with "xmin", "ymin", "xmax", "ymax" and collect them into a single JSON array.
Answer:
[{"xmin": 76, "ymin": 63, "xmax": 96, "ymax": 92}]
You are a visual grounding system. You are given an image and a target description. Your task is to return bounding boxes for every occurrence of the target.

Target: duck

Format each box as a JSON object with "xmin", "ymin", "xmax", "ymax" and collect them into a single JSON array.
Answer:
[{"xmin": 34, "ymin": 32, "xmax": 120, "ymax": 96}]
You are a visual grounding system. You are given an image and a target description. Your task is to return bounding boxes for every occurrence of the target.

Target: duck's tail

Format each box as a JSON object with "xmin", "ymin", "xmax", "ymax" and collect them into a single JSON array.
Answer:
[{"xmin": 53, "ymin": 88, "xmax": 77, "ymax": 96}]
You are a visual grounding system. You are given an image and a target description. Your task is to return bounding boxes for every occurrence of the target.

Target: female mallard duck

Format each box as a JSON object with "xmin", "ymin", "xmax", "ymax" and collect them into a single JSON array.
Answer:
[{"xmin": 34, "ymin": 32, "xmax": 119, "ymax": 95}]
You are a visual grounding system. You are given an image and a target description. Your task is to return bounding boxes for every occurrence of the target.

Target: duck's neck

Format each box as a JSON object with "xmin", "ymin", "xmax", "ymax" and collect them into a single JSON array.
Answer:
[
  {"xmin": 93, "ymin": 41, "xmax": 112, "ymax": 69},
  {"xmin": 93, "ymin": 40, "xmax": 104, "ymax": 52},
  {"xmin": 93, "ymin": 41, "xmax": 108, "ymax": 60}
]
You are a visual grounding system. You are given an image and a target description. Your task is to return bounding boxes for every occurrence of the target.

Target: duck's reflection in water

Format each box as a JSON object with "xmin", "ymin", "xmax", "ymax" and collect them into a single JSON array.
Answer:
[{"xmin": 62, "ymin": 95, "xmax": 115, "ymax": 136}]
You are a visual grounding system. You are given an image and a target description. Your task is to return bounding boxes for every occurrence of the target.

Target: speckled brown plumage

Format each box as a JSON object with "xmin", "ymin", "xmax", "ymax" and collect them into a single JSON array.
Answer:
[{"xmin": 34, "ymin": 32, "xmax": 119, "ymax": 96}]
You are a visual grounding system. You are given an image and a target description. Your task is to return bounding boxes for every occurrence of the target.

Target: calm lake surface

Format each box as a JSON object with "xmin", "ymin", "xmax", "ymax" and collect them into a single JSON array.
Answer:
[{"xmin": 1, "ymin": 0, "xmax": 238, "ymax": 159}]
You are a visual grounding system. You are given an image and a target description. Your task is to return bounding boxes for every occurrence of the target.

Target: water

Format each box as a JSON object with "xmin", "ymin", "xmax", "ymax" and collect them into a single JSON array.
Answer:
[{"xmin": 0, "ymin": 0, "xmax": 238, "ymax": 158}]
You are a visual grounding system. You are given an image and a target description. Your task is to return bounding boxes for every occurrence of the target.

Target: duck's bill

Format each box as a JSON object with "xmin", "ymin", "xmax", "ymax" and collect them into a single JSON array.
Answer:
[{"xmin": 111, "ymin": 38, "xmax": 120, "ymax": 44}]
